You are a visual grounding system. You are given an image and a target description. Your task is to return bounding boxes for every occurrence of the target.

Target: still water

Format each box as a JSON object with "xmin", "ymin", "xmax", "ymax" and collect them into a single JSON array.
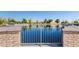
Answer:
[{"xmin": 21, "ymin": 26, "xmax": 63, "ymax": 47}]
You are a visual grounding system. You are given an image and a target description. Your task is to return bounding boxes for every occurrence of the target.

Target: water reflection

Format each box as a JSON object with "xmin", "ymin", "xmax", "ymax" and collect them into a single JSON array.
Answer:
[
  {"xmin": 21, "ymin": 25, "xmax": 62, "ymax": 47},
  {"xmin": 44, "ymin": 25, "xmax": 51, "ymax": 28},
  {"xmin": 22, "ymin": 25, "xmax": 61, "ymax": 31},
  {"xmin": 56, "ymin": 25, "xmax": 59, "ymax": 30},
  {"xmin": 44, "ymin": 25, "xmax": 53, "ymax": 31},
  {"xmin": 36, "ymin": 25, "xmax": 39, "ymax": 28},
  {"xmin": 22, "ymin": 26, "xmax": 27, "ymax": 31},
  {"xmin": 29, "ymin": 25, "xmax": 32, "ymax": 30}
]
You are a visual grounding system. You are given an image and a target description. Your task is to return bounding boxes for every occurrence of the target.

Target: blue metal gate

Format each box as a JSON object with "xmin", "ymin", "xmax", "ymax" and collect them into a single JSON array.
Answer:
[{"xmin": 21, "ymin": 26, "xmax": 63, "ymax": 46}]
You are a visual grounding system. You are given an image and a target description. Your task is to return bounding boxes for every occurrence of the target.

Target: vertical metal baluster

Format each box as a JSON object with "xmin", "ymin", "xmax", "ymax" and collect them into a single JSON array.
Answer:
[
  {"xmin": 25, "ymin": 30, "xmax": 26, "ymax": 43},
  {"xmin": 59, "ymin": 30, "xmax": 60, "ymax": 45},
  {"xmin": 37, "ymin": 29, "xmax": 40, "ymax": 43},
  {"xmin": 26, "ymin": 30, "xmax": 27, "ymax": 43},
  {"xmin": 30, "ymin": 30, "xmax": 34, "ymax": 43},
  {"xmin": 23, "ymin": 31, "xmax": 24, "ymax": 43},
  {"xmin": 28, "ymin": 28, "xmax": 29, "ymax": 43},
  {"xmin": 38, "ymin": 29, "xmax": 39, "ymax": 43},
  {"xmin": 34, "ymin": 29, "xmax": 35, "ymax": 43},
  {"xmin": 23, "ymin": 32, "xmax": 24, "ymax": 43},
  {"xmin": 31, "ymin": 27, "xmax": 32, "ymax": 43},
  {"xmin": 42, "ymin": 29, "xmax": 43, "ymax": 43},
  {"xmin": 40, "ymin": 27, "xmax": 42, "ymax": 46},
  {"xmin": 34, "ymin": 29, "xmax": 37, "ymax": 44},
  {"xmin": 45, "ymin": 30, "xmax": 46, "ymax": 44},
  {"xmin": 27, "ymin": 30, "xmax": 28, "ymax": 43},
  {"xmin": 50, "ymin": 30, "xmax": 51, "ymax": 43},
  {"xmin": 49, "ymin": 30, "xmax": 51, "ymax": 44},
  {"xmin": 31, "ymin": 30, "xmax": 32, "ymax": 43},
  {"xmin": 43, "ymin": 29, "xmax": 44, "ymax": 43},
  {"xmin": 59, "ymin": 31, "xmax": 60, "ymax": 43},
  {"xmin": 31, "ymin": 32, "xmax": 35, "ymax": 43},
  {"xmin": 25, "ymin": 30, "xmax": 27, "ymax": 43},
  {"xmin": 24, "ymin": 30, "xmax": 25, "ymax": 43},
  {"xmin": 24, "ymin": 31, "xmax": 25, "ymax": 43},
  {"xmin": 45, "ymin": 29, "xmax": 46, "ymax": 43},
  {"xmin": 53, "ymin": 30, "xmax": 54, "ymax": 43},
  {"xmin": 45, "ymin": 29, "xmax": 47, "ymax": 43},
  {"xmin": 36, "ymin": 29, "xmax": 37, "ymax": 43},
  {"xmin": 32, "ymin": 32, "xmax": 34, "ymax": 43},
  {"xmin": 21, "ymin": 31, "xmax": 23, "ymax": 43},
  {"xmin": 51, "ymin": 30, "xmax": 52, "ymax": 43},
  {"xmin": 34, "ymin": 29, "xmax": 37, "ymax": 43},
  {"xmin": 44, "ymin": 29, "xmax": 45, "ymax": 43},
  {"xmin": 39, "ymin": 29, "xmax": 42, "ymax": 43},
  {"xmin": 21, "ymin": 31, "xmax": 22, "ymax": 43},
  {"xmin": 50, "ymin": 31, "xmax": 52, "ymax": 43}
]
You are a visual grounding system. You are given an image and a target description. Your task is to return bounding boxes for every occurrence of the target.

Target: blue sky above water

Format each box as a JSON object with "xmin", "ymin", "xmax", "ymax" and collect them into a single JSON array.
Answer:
[{"xmin": 0, "ymin": 11, "xmax": 79, "ymax": 21}]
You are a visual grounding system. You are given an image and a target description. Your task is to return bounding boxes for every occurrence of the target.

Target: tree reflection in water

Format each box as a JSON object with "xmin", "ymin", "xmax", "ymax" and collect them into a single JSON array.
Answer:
[
  {"xmin": 29, "ymin": 25, "xmax": 32, "ymax": 30},
  {"xmin": 22, "ymin": 26, "xmax": 27, "ymax": 31}
]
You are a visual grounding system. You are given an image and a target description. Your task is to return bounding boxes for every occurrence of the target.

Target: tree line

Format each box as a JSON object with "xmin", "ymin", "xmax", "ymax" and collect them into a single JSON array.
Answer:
[
  {"xmin": 0, "ymin": 17, "xmax": 79, "ymax": 25},
  {"xmin": 0, "ymin": 18, "xmax": 60, "ymax": 25}
]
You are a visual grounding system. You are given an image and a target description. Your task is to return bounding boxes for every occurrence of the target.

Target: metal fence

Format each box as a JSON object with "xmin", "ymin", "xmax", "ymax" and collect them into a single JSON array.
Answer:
[{"xmin": 21, "ymin": 27, "xmax": 63, "ymax": 46}]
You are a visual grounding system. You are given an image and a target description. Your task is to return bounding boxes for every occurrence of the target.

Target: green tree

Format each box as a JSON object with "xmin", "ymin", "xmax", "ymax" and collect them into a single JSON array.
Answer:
[
  {"xmin": 2, "ymin": 18, "xmax": 8, "ymax": 25},
  {"xmin": 8, "ymin": 18, "xmax": 16, "ymax": 23},
  {"xmin": 55, "ymin": 19, "xmax": 60, "ymax": 23},
  {"xmin": 47, "ymin": 19, "xmax": 53, "ymax": 23},
  {"xmin": 8, "ymin": 18, "xmax": 16, "ymax": 25},
  {"xmin": 61, "ymin": 20, "xmax": 68, "ymax": 25},
  {"xmin": 21, "ymin": 18, "xmax": 27, "ymax": 24},
  {"xmin": 16, "ymin": 21, "xmax": 21, "ymax": 24},
  {"xmin": 0, "ymin": 19, "xmax": 3, "ymax": 25},
  {"xmin": 29, "ymin": 19, "xmax": 32, "ymax": 25},
  {"xmin": 0, "ymin": 18, "xmax": 8, "ymax": 25},
  {"xmin": 64, "ymin": 20, "xmax": 68, "ymax": 24},
  {"xmin": 44, "ymin": 18, "xmax": 47, "ymax": 23},
  {"xmin": 36, "ymin": 20, "xmax": 38, "ymax": 24},
  {"xmin": 74, "ymin": 20, "xmax": 78, "ymax": 24}
]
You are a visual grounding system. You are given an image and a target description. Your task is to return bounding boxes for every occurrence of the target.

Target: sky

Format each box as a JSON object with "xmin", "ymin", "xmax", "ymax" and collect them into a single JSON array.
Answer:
[{"xmin": 0, "ymin": 11, "xmax": 79, "ymax": 21}]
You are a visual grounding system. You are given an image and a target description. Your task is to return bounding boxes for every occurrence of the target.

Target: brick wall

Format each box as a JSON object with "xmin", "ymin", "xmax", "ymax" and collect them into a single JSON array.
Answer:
[
  {"xmin": 63, "ymin": 31, "xmax": 79, "ymax": 47},
  {"xmin": 0, "ymin": 31, "xmax": 20, "ymax": 47}
]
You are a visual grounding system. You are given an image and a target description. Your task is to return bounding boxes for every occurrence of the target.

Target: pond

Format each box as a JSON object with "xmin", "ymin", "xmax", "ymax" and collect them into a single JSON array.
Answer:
[{"xmin": 21, "ymin": 25, "xmax": 63, "ymax": 47}]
